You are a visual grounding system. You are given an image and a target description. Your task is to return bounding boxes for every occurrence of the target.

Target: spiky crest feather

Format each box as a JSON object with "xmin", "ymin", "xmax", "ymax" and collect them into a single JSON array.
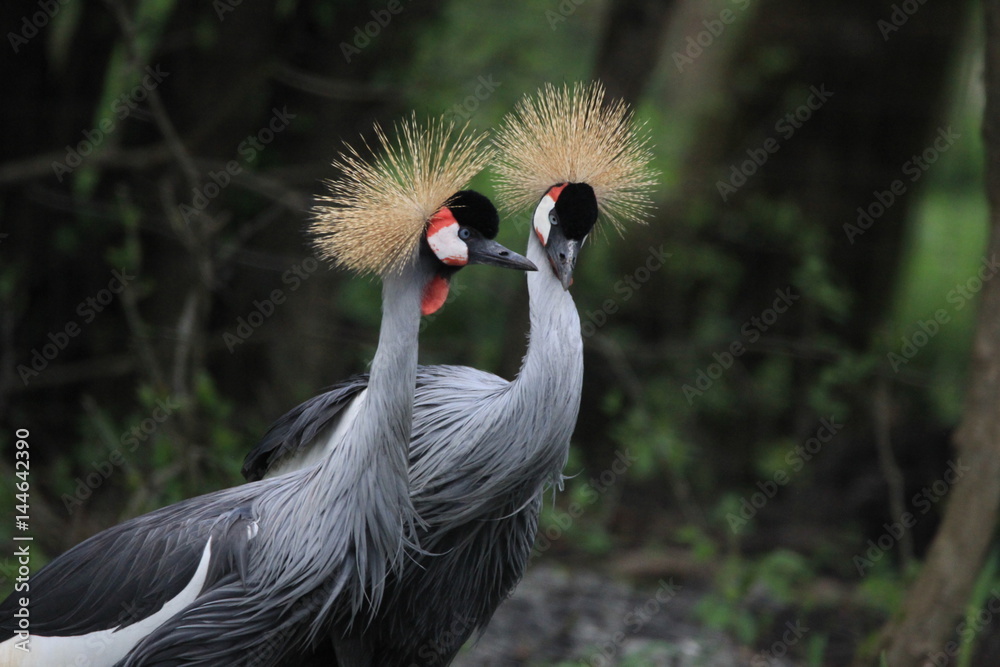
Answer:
[
  {"xmin": 493, "ymin": 81, "xmax": 657, "ymax": 232},
  {"xmin": 312, "ymin": 115, "xmax": 491, "ymax": 276}
]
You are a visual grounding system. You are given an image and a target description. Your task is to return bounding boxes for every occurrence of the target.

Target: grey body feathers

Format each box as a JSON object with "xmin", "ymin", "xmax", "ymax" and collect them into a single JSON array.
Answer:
[
  {"xmin": 0, "ymin": 266, "xmax": 428, "ymax": 666},
  {"xmin": 244, "ymin": 233, "xmax": 583, "ymax": 665}
]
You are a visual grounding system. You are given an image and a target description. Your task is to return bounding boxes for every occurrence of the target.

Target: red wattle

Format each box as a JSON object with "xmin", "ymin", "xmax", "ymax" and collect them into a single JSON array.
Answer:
[{"xmin": 421, "ymin": 275, "xmax": 450, "ymax": 315}]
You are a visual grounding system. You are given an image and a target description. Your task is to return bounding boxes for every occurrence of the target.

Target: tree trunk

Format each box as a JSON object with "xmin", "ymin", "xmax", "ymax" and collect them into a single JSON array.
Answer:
[
  {"xmin": 592, "ymin": 0, "xmax": 677, "ymax": 105},
  {"xmin": 873, "ymin": 3, "xmax": 1000, "ymax": 665}
]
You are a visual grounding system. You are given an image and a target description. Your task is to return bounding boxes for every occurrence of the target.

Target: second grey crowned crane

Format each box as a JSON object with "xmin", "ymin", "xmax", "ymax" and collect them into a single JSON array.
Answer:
[
  {"xmin": 242, "ymin": 82, "xmax": 657, "ymax": 665},
  {"xmin": 0, "ymin": 117, "xmax": 534, "ymax": 666}
]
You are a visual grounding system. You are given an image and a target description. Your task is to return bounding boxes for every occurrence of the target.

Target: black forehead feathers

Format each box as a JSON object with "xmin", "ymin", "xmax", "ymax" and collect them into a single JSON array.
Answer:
[
  {"xmin": 553, "ymin": 182, "xmax": 598, "ymax": 241},
  {"xmin": 446, "ymin": 190, "xmax": 499, "ymax": 239}
]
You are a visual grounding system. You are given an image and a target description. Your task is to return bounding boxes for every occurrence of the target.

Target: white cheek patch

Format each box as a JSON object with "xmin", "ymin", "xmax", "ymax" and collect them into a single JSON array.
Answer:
[
  {"xmin": 427, "ymin": 210, "xmax": 469, "ymax": 266},
  {"xmin": 533, "ymin": 195, "xmax": 556, "ymax": 246}
]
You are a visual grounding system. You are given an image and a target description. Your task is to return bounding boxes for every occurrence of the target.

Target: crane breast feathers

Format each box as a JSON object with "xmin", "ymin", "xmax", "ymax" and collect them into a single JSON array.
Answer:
[
  {"xmin": 493, "ymin": 81, "xmax": 658, "ymax": 233},
  {"xmin": 310, "ymin": 115, "xmax": 492, "ymax": 277}
]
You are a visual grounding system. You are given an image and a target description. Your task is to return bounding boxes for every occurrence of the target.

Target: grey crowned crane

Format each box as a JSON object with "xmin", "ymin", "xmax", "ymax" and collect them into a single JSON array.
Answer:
[
  {"xmin": 0, "ymin": 117, "xmax": 534, "ymax": 666},
  {"xmin": 241, "ymin": 82, "xmax": 657, "ymax": 665}
]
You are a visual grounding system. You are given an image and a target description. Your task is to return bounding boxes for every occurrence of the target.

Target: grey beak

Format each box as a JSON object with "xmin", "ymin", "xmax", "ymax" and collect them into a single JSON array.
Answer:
[
  {"xmin": 466, "ymin": 237, "xmax": 537, "ymax": 271},
  {"xmin": 544, "ymin": 225, "xmax": 580, "ymax": 290}
]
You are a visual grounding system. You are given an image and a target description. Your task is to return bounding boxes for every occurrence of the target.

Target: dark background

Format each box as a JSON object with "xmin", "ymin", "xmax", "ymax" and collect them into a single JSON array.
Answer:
[{"xmin": 1, "ymin": 0, "xmax": 995, "ymax": 664}]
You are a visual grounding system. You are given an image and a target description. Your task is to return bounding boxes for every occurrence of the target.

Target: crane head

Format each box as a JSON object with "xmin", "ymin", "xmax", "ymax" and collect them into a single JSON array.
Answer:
[
  {"xmin": 311, "ymin": 115, "xmax": 503, "ymax": 280},
  {"xmin": 420, "ymin": 189, "xmax": 536, "ymax": 315},
  {"xmin": 493, "ymin": 82, "xmax": 658, "ymax": 288},
  {"xmin": 310, "ymin": 117, "xmax": 533, "ymax": 315},
  {"xmin": 530, "ymin": 182, "xmax": 598, "ymax": 289}
]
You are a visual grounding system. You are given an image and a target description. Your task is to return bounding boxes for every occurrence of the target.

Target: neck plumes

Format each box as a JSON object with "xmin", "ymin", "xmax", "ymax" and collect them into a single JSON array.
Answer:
[{"xmin": 304, "ymin": 262, "xmax": 427, "ymax": 615}]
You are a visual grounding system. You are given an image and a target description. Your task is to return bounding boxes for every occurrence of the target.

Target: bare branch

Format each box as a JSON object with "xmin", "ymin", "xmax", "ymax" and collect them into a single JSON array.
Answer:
[{"xmin": 104, "ymin": 0, "xmax": 201, "ymax": 188}]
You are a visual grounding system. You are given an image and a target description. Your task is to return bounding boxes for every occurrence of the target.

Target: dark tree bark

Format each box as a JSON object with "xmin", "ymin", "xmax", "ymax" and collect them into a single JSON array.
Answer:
[{"xmin": 873, "ymin": 3, "xmax": 1000, "ymax": 664}]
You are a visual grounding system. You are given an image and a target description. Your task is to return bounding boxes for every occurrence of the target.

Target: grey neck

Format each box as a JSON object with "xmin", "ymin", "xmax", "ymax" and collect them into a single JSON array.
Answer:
[
  {"xmin": 253, "ymin": 259, "xmax": 429, "ymax": 626},
  {"xmin": 496, "ymin": 229, "xmax": 584, "ymax": 492},
  {"xmin": 390, "ymin": 232, "xmax": 582, "ymax": 529},
  {"xmin": 317, "ymin": 263, "xmax": 427, "ymax": 480},
  {"xmin": 518, "ymin": 231, "xmax": 583, "ymax": 394}
]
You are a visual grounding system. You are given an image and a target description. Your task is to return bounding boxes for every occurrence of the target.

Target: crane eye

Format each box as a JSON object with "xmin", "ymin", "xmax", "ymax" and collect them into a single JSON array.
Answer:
[
  {"xmin": 548, "ymin": 211, "xmax": 558, "ymax": 226},
  {"xmin": 458, "ymin": 227, "xmax": 472, "ymax": 240}
]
